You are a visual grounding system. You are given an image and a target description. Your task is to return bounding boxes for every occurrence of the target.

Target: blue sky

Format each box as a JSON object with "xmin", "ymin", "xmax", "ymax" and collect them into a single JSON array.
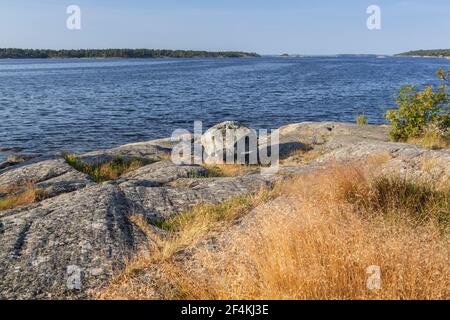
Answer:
[{"xmin": 0, "ymin": 0, "xmax": 449, "ymax": 55}]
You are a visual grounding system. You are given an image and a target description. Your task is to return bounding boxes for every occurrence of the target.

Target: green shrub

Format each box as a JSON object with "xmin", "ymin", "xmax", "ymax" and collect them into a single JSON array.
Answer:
[
  {"xmin": 356, "ymin": 114, "xmax": 368, "ymax": 125},
  {"xmin": 386, "ymin": 69, "xmax": 450, "ymax": 141}
]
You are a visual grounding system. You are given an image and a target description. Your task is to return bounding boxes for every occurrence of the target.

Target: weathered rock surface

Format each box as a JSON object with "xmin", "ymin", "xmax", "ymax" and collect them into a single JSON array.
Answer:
[
  {"xmin": 0, "ymin": 159, "xmax": 70, "ymax": 188},
  {"xmin": 277, "ymin": 122, "xmax": 390, "ymax": 153},
  {"xmin": 280, "ymin": 121, "xmax": 389, "ymax": 142},
  {"xmin": 0, "ymin": 158, "xmax": 93, "ymax": 198},
  {"xmin": 0, "ymin": 154, "xmax": 274, "ymax": 299},
  {"xmin": 0, "ymin": 154, "xmax": 39, "ymax": 170},
  {"xmin": 0, "ymin": 184, "xmax": 146, "ymax": 299},
  {"xmin": 118, "ymin": 160, "xmax": 207, "ymax": 187},
  {"xmin": 35, "ymin": 170, "xmax": 94, "ymax": 198}
]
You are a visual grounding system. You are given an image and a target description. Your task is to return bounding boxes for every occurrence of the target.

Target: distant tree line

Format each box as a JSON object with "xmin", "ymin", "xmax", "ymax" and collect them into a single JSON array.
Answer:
[
  {"xmin": 397, "ymin": 49, "xmax": 450, "ymax": 57},
  {"xmin": 0, "ymin": 48, "xmax": 260, "ymax": 59}
]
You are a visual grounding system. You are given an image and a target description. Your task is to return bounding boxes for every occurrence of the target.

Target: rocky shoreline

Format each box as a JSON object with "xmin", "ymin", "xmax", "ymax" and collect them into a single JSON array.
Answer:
[{"xmin": 1, "ymin": 121, "xmax": 449, "ymax": 299}]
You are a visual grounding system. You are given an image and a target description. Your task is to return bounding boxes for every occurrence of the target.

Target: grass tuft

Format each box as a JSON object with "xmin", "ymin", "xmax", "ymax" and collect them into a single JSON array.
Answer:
[
  {"xmin": 203, "ymin": 164, "xmax": 258, "ymax": 177},
  {"xmin": 0, "ymin": 183, "xmax": 45, "ymax": 211},
  {"xmin": 184, "ymin": 164, "xmax": 260, "ymax": 179}
]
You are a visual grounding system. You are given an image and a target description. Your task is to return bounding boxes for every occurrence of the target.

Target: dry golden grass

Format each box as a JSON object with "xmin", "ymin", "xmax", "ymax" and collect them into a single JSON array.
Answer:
[
  {"xmin": 408, "ymin": 131, "xmax": 450, "ymax": 150},
  {"xmin": 421, "ymin": 158, "xmax": 438, "ymax": 173},
  {"xmin": 166, "ymin": 166, "xmax": 450, "ymax": 300},
  {"xmin": 0, "ymin": 183, "xmax": 45, "ymax": 211},
  {"xmin": 97, "ymin": 185, "xmax": 280, "ymax": 300},
  {"xmin": 158, "ymin": 186, "xmax": 279, "ymax": 259},
  {"xmin": 99, "ymin": 163, "xmax": 450, "ymax": 300}
]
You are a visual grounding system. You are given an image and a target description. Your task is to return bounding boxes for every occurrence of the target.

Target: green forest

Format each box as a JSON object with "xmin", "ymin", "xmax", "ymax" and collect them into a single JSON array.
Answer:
[
  {"xmin": 0, "ymin": 48, "xmax": 260, "ymax": 59},
  {"xmin": 397, "ymin": 49, "xmax": 450, "ymax": 57}
]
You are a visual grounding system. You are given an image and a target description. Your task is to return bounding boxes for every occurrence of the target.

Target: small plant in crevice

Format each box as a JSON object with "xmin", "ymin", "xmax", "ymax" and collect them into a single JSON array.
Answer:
[
  {"xmin": 356, "ymin": 114, "xmax": 368, "ymax": 125},
  {"xmin": 205, "ymin": 164, "xmax": 262, "ymax": 177},
  {"xmin": 185, "ymin": 168, "xmax": 222, "ymax": 179},
  {"xmin": 0, "ymin": 183, "xmax": 46, "ymax": 211},
  {"xmin": 184, "ymin": 164, "xmax": 259, "ymax": 179},
  {"xmin": 64, "ymin": 154, "xmax": 152, "ymax": 182}
]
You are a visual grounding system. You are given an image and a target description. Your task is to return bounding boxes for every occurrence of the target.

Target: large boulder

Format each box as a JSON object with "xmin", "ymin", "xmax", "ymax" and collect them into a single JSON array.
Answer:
[{"xmin": 201, "ymin": 121, "xmax": 257, "ymax": 164}]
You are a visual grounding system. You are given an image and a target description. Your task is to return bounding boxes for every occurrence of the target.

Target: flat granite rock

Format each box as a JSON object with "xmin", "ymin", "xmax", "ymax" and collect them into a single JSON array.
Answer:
[
  {"xmin": 316, "ymin": 140, "xmax": 450, "ymax": 186},
  {"xmin": 278, "ymin": 122, "xmax": 390, "ymax": 151},
  {"xmin": 118, "ymin": 160, "xmax": 207, "ymax": 188},
  {"xmin": 36, "ymin": 170, "xmax": 94, "ymax": 198},
  {"xmin": 0, "ymin": 159, "xmax": 72, "ymax": 188},
  {"xmin": 0, "ymin": 158, "xmax": 93, "ymax": 198},
  {"xmin": 0, "ymin": 183, "xmax": 146, "ymax": 300},
  {"xmin": 78, "ymin": 141, "xmax": 172, "ymax": 165}
]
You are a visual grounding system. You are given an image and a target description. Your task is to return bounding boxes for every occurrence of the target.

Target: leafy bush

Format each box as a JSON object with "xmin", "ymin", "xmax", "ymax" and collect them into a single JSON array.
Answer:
[{"xmin": 386, "ymin": 69, "xmax": 450, "ymax": 141}]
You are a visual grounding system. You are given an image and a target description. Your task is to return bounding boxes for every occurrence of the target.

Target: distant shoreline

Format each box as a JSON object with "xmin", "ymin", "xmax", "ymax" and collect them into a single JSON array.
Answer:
[
  {"xmin": 396, "ymin": 49, "xmax": 450, "ymax": 58},
  {"xmin": 0, "ymin": 48, "xmax": 260, "ymax": 59}
]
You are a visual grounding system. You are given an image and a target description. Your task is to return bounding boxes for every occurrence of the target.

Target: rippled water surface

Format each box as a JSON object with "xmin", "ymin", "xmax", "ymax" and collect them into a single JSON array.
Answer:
[{"xmin": 1, "ymin": 56, "xmax": 450, "ymax": 159}]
